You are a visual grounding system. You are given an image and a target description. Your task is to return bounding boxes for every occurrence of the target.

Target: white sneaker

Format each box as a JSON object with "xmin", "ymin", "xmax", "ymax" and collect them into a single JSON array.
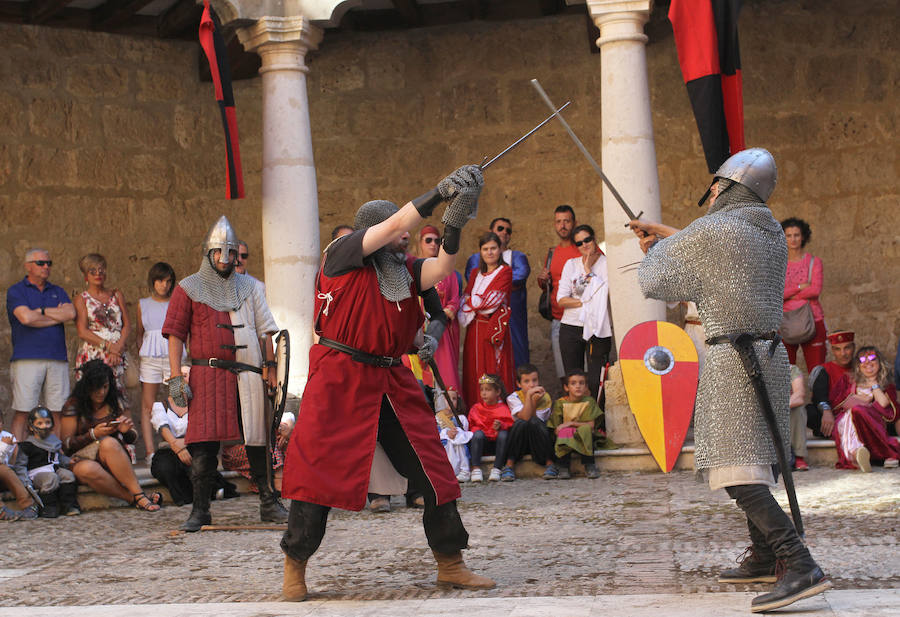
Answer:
[
  {"xmin": 855, "ymin": 446, "xmax": 871, "ymax": 473},
  {"xmin": 488, "ymin": 468, "xmax": 501, "ymax": 482},
  {"xmin": 456, "ymin": 471, "xmax": 471, "ymax": 483},
  {"xmin": 884, "ymin": 458, "xmax": 899, "ymax": 469},
  {"xmin": 470, "ymin": 468, "xmax": 483, "ymax": 483}
]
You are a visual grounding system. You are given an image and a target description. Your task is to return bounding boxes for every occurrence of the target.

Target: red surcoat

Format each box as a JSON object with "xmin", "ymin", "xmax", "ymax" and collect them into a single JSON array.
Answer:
[{"xmin": 281, "ymin": 255, "xmax": 461, "ymax": 511}]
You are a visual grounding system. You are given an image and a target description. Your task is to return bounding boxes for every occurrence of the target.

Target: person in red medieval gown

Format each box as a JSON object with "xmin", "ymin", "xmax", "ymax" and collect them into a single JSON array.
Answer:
[
  {"xmin": 279, "ymin": 165, "xmax": 495, "ymax": 601},
  {"xmin": 162, "ymin": 216, "xmax": 287, "ymax": 532},
  {"xmin": 829, "ymin": 345, "xmax": 900, "ymax": 471},
  {"xmin": 459, "ymin": 231, "xmax": 515, "ymax": 407}
]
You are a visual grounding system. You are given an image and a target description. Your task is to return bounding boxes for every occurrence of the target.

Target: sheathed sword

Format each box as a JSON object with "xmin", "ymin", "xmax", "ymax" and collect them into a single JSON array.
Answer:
[{"xmin": 530, "ymin": 79, "xmax": 643, "ymax": 225}]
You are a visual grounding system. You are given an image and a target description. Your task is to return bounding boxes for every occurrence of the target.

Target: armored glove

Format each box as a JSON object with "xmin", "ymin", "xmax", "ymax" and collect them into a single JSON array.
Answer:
[
  {"xmin": 439, "ymin": 165, "xmax": 484, "ymax": 227},
  {"xmin": 168, "ymin": 375, "xmax": 193, "ymax": 407},
  {"xmin": 417, "ymin": 318, "xmax": 447, "ymax": 364}
]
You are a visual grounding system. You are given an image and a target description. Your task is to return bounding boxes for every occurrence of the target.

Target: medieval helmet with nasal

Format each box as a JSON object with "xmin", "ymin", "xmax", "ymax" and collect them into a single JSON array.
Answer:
[
  {"xmin": 698, "ymin": 147, "xmax": 777, "ymax": 206},
  {"xmin": 203, "ymin": 215, "xmax": 240, "ymax": 275}
]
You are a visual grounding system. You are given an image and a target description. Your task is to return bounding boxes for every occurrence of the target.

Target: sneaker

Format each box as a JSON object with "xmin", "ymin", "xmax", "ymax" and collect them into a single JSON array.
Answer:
[
  {"xmin": 542, "ymin": 464, "xmax": 559, "ymax": 480},
  {"xmin": 884, "ymin": 458, "xmax": 899, "ymax": 469},
  {"xmin": 488, "ymin": 468, "xmax": 501, "ymax": 482},
  {"xmin": 855, "ymin": 447, "xmax": 871, "ymax": 472},
  {"xmin": 456, "ymin": 470, "xmax": 471, "ymax": 483},
  {"xmin": 794, "ymin": 457, "xmax": 809, "ymax": 472},
  {"xmin": 585, "ymin": 463, "xmax": 600, "ymax": 479},
  {"xmin": 470, "ymin": 468, "xmax": 484, "ymax": 483},
  {"xmin": 500, "ymin": 466, "xmax": 516, "ymax": 482},
  {"xmin": 558, "ymin": 466, "xmax": 572, "ymax": 480}
]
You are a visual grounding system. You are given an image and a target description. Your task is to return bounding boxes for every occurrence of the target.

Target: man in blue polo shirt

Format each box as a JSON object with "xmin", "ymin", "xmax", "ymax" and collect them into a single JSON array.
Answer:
[{"xmin": 6, "ymin": 248, "xmax": 75, "ymax": 441}]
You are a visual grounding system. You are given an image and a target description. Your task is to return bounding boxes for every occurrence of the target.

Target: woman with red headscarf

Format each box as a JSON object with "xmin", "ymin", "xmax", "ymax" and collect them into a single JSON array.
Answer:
[
  {"xmin": 418, "ymin": 225, "xmax": 462, "ymax": 393},
  {"xmin": 459, "ymin": 232, "xmax": 515, "ymax": 407}
]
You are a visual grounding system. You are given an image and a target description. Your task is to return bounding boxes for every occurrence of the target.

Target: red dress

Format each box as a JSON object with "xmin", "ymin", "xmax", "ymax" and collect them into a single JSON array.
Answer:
[
  {"xmin": 281, "ymin": 252, "xmax": 460, "ymax": 511},
  {"xmin": 829, "ymin": 376, "xmax": 900, "ymax": 469},
  {"xmin": 459, "ymin": 265, "xmax": 515, "ymax": 407}
]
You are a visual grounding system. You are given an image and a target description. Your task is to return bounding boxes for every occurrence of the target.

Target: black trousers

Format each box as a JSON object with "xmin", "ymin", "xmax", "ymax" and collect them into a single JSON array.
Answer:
[
  {"xmin": 505, "ymin": 417, "xmax": 555, "ymax": 465},
  {"xmin": 151, "ymin": 447, "xmax": 235, "ymax": 506},
  {"xmin": 469, "ymin": 429, "xmax": 510, "ymax": 469},
  {"xmin": 559, "ymin": 324, "xmax": 611, "ymax": 400},
  {"xmin": 281, "ymin": 395, "xmax": 469, "ymax": 561}
]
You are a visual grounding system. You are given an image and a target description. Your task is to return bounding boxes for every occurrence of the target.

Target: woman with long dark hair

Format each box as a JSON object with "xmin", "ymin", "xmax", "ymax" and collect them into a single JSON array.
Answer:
[{"xmin": 60, "ymin": 359, "xmax": 161, "ymax": 511}]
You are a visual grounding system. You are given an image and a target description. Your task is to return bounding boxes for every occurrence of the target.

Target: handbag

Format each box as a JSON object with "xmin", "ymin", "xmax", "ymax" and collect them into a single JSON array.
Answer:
[
  {"xmin": 538, "ymin": 248, "xmax": 554, "ymax": 321},
  {"xmin": 780, "ymin": 256, "xmax": 817, "ymax": 345}
]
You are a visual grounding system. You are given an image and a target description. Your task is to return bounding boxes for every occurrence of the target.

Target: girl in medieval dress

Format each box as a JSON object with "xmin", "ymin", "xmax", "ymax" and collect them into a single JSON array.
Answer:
[
  {"xmin": 459, "ymin": 232, "xmax": 515, "ymax": 407},
  {"xmin": 830, "ymin": 345, "xmax": 900, "ymax": 471},
  {"xmin": 419, "ymin": 225, "xmax": 462, "ymax": 393}
]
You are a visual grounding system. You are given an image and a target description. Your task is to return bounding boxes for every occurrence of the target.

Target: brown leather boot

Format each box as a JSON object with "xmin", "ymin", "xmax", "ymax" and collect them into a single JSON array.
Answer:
[
  {"xmin": 283, "ymin": 555, "xmax": 308, "ymax": 601},
  {"xmin": 433, "ymin": 550, "xmax": 496, "ymax": 589}
]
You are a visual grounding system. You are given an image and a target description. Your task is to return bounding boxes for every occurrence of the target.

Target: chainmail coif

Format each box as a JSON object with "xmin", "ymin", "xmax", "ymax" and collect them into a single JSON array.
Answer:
[
  {"xmin": 180, "ymin": 256, "xmax": 255, "ymax": 313},
  {"xmin": 354, "ymin": 200, "xmax": 413, "ymax": 303}
]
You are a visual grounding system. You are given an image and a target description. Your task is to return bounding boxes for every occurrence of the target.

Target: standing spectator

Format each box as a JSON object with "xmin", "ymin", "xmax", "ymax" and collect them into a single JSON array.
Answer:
[
  {"xmin": 459, "ymin": 232, "xmax": 515, "ymax": 406},
  {"xmin": 136, "ymin": 262, "xmax": 178, "ymax": 465},
  {"xmin": 73, "ymin": 253, "xmax": 131, "ymax": 409},
  {"xmin": 556, "ymin": 224, "xmax": 612, "ymax": 399},
  {"xmin": 465, "ymin": 218, "xmax": 531, "ymax": 366},
  {"xmin": 536, "ymin": 206, "xmax": 582, "ymax": 382},
  {"xmin": 6, "ymin": 248, "xmax": 75, "ymax": 441},
  {"xmin": 419, "ymin": 225, "xmax": 462, "ymax": 393},
  {"xmin": 806, "ymin": 330, "xmax": 855, "ymax": 441},
  {"xmin": 830, "ymin": 346, "xmax": 900, "ymax": 471},
  {"xmin": 788, "ymin": 365, "xmax": 809, "ymax": 471},
  {"xmin": 781, "ymin": 218, "xmax": 825, "ymax": 369}
]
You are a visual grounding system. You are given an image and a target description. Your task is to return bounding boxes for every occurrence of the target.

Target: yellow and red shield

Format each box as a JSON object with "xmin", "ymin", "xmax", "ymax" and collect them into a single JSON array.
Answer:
[{"xmin": 620, "ymin": 320, "xmax": 698, "ymax": 472}]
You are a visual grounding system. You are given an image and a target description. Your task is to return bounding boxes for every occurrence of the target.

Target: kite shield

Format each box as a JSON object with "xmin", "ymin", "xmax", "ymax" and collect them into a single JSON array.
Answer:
[
  {"xmin": 620, "ymin": 320, "xmax": 698, "ymax": 472},
  {"xmin": 269, "ymin": 329, "xmax": 290, "ymax": 447}
]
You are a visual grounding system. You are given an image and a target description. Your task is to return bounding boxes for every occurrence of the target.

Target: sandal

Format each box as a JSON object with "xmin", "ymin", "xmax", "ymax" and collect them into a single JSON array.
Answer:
[
  {"xmin": 0, "ymin": 505, "xmax": 22, "ymax": 521},
  {"xmin": 148, "ymin": 492, "xmax": 164, "ymax": 507},
  {"xmin": 132, "ymin": 492, "xmax": 161, "ymax": 512}
]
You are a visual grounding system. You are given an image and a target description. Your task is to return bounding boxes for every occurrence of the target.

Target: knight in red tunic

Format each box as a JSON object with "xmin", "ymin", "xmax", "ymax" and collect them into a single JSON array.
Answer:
[
  {"xmin": 279, "ymin": 166, "xmax": 495, "ymax": 601},
  {"xmin": 162, "ymin": 215, "xmax": 287, "ymax": 532}
]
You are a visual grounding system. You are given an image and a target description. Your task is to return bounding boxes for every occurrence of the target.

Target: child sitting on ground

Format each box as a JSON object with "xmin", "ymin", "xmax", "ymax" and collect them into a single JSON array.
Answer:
[
  {"xmin": 501, "ymin": 363, "xmax": 556, "ymax": 482},
  {"xmin": 467, "ymin": 374, "xmax": 514, "ymax": 483},
  {"xmin": 0, "ymin": 415, "xmax": 39, "ymax": 521},
  {"xmin": 435, "ymin": 387, "xmax": 473, "ymax": 482},
  {"xmin": 14, "ymin": 407, "xmax": 80, "ymax": 517},
  {"xmin": 547, "ymin": 370, "xmax": 605, "ymax": 479}
]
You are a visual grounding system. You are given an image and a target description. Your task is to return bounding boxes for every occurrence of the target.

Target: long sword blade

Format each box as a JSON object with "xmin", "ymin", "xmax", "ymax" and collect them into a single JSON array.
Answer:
[
  {"xmin": 481, "ymin": 101, "xmax": 571, "ymax": 170},
  {"xmin": 530, "ymin": 79, "xmax": 639, "ymax": 221}
]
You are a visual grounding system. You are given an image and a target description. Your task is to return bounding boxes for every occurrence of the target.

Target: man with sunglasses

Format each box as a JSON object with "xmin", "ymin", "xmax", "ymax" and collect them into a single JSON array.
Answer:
[
  {"xmin": 464, "ymin": 217, "xmax": 531, "ymax": 366},
  {"xmin": 6, "ymin": 249, "xmax": 75, "ymax": 441}
]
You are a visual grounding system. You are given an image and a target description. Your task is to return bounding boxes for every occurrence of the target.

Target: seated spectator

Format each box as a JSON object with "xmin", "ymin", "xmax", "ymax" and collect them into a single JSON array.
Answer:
[
  {"xmin": 788, "ymin": 365, "xmax": 809, "ymax": 472},
  {"xmin": 806, "ymin": 330, "xmax": 855, "ymax": 440},
  {"xmin": 0, "ymin": 417, "xmax": 38, "ymax": 521},
  {"xmin": 222, "ymin": 412, "xmax": 296, "ymax": 495},
  {"xmin": 60, "ymin": 359, "xmax": 161, "ymax": 512},
  {"xmin": 435, "ymin": 387, "xmax": 473, "ymax": 483},
  {"xmin": 830, "ymin": 346, "xmax": 900, "ymax": 471},
  {"xmin": 547, "ymin": 370, "xmax": 605, "ymax": 479},
  {"xmin": 149, "ymin": 392, "xmax": 237, "ymax": 507},
  {"xmin": 13, "ymin": 407, "xmax": 79, "ymax": 517},
  {"xmin": 501, "ymin": 364, "xmax": 555, "ymax": 482},
  {"xmin": 73, "ymin": 254, "xmax": 131, "ymax": 412},
  {"xmin": 467, "ymin": 374, "xmax": 514, "ymax": 483}
]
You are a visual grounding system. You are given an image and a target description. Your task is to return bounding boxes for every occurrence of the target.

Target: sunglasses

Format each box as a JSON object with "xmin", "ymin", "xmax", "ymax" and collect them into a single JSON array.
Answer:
[
  {"xmin": 494, "ymin": 225, "xmax": 511, "ymax": 233},
  {"xmin": 423, "ymin": 237, "xmax": 442, "ymax": 245},
  {"xmin": 574, "ymin": 236, "xmax": 595, "ymax": 247},
  {"xmin": 239, "ymin": 253, "xmax": 249, "ymax": 259},
  {"xmin": 88, "ymin": 267, "xmax": 107, "ymax": 276},
  {"xmin": 29, "ymin": 260, "xmax": 52, "ymax": 267},
  {"xmin": 858, "ymin": 354, "xmax": 878, "ymax": 363}
]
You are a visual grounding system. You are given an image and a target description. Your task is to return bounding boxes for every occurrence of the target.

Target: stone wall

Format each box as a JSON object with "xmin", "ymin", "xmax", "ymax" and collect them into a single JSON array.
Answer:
[{"xmin": 0, "ymin": 0, "xmax": 897, "ymax": 414}]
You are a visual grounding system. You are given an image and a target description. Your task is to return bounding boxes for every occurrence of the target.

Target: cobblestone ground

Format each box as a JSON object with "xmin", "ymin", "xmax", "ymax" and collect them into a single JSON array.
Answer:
[{"xmin": 3, "ymin": 467, "xmax": 898, "ymax": 606}]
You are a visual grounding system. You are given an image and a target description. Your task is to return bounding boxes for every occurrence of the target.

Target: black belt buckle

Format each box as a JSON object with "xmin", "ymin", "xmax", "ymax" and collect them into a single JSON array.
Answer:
[
  {"xmin": 207, "ymin": 358, "xmax": 220, "ymax": 368},
  {"xmin": 375, "ymin": 355, "xmax": 396, "ymax": 368}
]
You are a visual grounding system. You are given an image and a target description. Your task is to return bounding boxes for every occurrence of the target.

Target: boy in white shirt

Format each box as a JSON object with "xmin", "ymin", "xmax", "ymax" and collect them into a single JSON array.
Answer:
[{"xmin": 500, "ymin": 364, "xmax": 557, "ymax": 481}]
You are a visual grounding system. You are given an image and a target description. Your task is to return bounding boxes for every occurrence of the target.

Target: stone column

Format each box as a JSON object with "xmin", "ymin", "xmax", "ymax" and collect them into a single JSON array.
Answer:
[
  {"xmin": 238, "ymin": 17, "xmax": 324, "ymax": 397},
  {"xmin": 588, "ymin": 0, "xmax": 666, "ymax": 446}
]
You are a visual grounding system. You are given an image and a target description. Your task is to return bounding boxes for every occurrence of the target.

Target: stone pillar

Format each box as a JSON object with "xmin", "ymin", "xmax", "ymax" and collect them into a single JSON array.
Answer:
[
  {"xmin": 238, "ymin": 17, "xmax": 324, "ymax": 396},
  {"xmin": 588, "ymin": 0, "xmax": 666, "ymax": 446}
]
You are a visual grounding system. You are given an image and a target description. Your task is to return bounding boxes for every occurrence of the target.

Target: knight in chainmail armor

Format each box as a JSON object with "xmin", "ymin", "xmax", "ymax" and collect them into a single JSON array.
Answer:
[
  {"xmin": 162, "ymin": 215, "xmax": 287, "ymax": 532},
  {"xmin": 632, "ymin": 149, "xmax": 830, "ymax": 613}
]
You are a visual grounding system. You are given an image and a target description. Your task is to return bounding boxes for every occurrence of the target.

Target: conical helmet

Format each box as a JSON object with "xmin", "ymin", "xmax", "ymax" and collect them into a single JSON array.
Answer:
[
  {"xmin": 202, "ymin": 215, "xmax": 239, "ymax": 264},
  {"xmin": 714, "ymin": 147, "xmax": 777, "ymax": 202}
]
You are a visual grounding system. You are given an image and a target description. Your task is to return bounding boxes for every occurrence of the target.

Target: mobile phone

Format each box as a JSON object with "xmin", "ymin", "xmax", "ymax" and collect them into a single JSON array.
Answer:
[{"xmin": 107, "ymin": 420, "xmax": 122, "ymax": 426}]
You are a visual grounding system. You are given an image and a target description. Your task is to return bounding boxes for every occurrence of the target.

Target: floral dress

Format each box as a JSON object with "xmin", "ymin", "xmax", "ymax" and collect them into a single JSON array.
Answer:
[{"xmin": 75, "ymin": 291, "xmax": 128, "ymax": 400}]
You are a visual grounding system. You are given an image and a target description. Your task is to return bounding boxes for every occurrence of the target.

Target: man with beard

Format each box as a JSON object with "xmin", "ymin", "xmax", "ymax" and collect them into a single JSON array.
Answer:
[
  {"xmin": 630, "ymin": 148, "xmax": 830, "ymax": 613},
  {"xmin": 163, "ymin": 216, "xmax": 287, "ymax": 532},
  {"xmin": 279, "ymin": 165, "xmax": 494, "ymax": 601}
]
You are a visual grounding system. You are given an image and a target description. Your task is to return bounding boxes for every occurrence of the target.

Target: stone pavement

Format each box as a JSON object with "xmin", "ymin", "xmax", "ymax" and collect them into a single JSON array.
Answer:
[{"xmin": 2, "ymin": 467, "xmax": 898, "ymax": 612}]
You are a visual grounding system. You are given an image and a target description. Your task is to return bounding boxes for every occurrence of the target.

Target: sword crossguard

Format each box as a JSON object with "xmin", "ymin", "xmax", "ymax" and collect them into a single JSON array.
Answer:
[{"xmin": 623, "ymin": 210, "xmax": 644, "ymax": 228}]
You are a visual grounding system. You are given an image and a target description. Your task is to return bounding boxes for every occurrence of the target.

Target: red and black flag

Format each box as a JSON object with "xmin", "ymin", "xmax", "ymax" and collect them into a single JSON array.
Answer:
[
  {"xmin": 199, "ymin": 0, "xmax": 244, "ymax": 199},
  {"xmin": 669, "ymin": 0, "xmax": 745, "ymax": 173}
]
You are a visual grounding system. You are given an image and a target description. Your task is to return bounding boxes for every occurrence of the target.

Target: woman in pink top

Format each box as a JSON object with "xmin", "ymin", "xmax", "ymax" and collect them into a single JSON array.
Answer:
[{"xmin": 781, "ymin": 218, "xmax": 825, "ymax": 368}]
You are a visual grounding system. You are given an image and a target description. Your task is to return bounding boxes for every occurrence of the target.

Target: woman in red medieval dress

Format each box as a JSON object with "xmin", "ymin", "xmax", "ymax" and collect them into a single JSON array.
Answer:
[
  {"xmin": 459, "ymin": 232, "xmax": 515, "ymax": 408},
  {"xmin": 830, "ymin": 345, "xmax": 900, "ymax": 471}
]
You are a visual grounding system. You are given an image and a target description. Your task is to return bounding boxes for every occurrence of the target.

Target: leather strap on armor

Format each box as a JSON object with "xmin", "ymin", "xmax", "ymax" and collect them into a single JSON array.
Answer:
[
  {"xmin": 191, "ymin": 358, "xmax": 262, "ymax": 374},
  {"xmin": 412, "ymin": 188, "xmax": 444, "ymax": 218},
  {"xmin": 318, "ymin": 337, "xmax": 403, "ymax": 368}
]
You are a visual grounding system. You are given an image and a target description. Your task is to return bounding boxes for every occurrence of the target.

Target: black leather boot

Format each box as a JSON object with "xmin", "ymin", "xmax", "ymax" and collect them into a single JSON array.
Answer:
[
  {"xmin": 180, "ymin": 447, "xmax": 215, "ymax": 532},
  {"xmin": 718, "ymin": 518, "xmax": 777, "ymax": 583},
  {"xmin": 247, "ymin": 445, "xmax": 288, "ymax": 523},
  {"xmin": 726, "ymin": 485, "xmax": 831, "ymax": 613},
  {"xmin": 58, "ymin": 482, "xmax": 81, "ymax": 516},
  {"xmin": 39, "ymin": 490, "xmax": 59, "ymax": 518}
]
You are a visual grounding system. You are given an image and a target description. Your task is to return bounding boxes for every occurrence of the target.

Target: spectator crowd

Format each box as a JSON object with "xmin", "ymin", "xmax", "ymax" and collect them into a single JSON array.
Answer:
[{"xmin": 3, "ymin": 208, "xmax": 898, "ymax": 520}]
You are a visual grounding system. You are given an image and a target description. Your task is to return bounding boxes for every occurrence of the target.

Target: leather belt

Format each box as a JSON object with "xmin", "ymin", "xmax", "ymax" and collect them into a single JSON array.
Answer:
[
  {"xmin": 705, "ymin": 331, "xmax": 778, "ymax": 346},
  {"xmin": 684, "ymin": 319, "xmax": 703, "ymax": 326},
  {"xmin": 319, "ymin": 337, "xmax": 403, "ymax": 368},
  {"xmin": 191, "ymin": 358, "xmax": 262, "ymax": 374}
]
